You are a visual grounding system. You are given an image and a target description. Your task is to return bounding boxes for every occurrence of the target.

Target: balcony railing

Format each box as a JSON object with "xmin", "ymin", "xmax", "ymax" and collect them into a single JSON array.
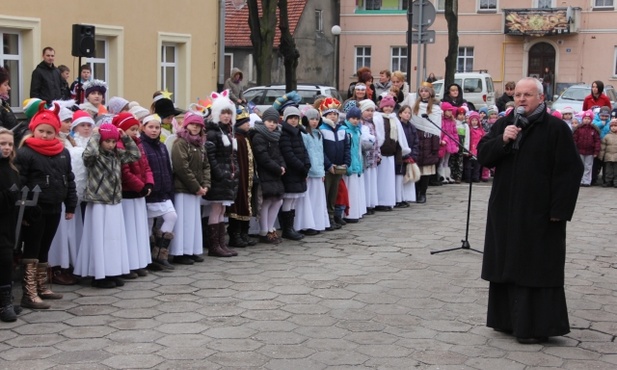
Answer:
[{"xmin": 503, "ymin": 7, "xmax": 581, "ymax": 36}]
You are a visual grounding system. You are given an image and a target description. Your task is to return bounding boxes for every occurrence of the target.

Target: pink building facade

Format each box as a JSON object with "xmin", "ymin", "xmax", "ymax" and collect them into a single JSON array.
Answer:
[{"xmin": 338, "ymin": 0, "xmax": 617, "ymax": 97}]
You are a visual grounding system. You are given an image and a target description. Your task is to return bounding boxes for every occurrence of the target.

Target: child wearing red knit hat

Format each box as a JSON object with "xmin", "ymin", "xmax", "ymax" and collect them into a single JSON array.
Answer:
[
  {"xmin": 14, "ymin": 102, "xmax": 78, "ymax": 309},
  {"xmin": 74, "ymin": 122, "xmax": 141, "ymax": 288},
  {"xmin": 113, "ymin": 113, "xmax": 154, "ymax": 278}
]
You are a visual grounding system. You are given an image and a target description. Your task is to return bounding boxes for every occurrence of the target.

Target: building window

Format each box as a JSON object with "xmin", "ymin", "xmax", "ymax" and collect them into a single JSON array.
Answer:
[
  {"xmin": 614, "ymin": 47, "xmax": 617, "ymax": 77},
  {"xmin": 161, "ymin": 44, "xmax": 177, "ymax": 102},
  {"xmin": 158, "ymin": 33, "xmax": 191, "ymax": 108},
  {"xmin": 391, "ymin": 47, "xmax": 408, "ymax": 74},
  {"xmin": 434, "ymin": 0, "xmax": 445, "ymax": 11},
  {"xmin": 358, "ymin": 0, "xmax": 407, "ymax": 11},
  {"xmin": 355, "ymin": 47, "xmax": 371, "ymax": 72},
  {"xmin": 85, "ymin": 39, "xmax": 108, "ymax": 82},
  {"xmin": 457, "ymin": 47, "xmax": 474, "ymax": 72},
  {"xmin": 594, "ymin": 0, "xmax": 614, "ymax": 8},
  {"xmin": 365, "ymin": 0, "xmax": 382, "ymax": 10},
  {"xmin": 0, "ymin": 31, "xmax": 22, "ymax": 108},
  {"xmin": 315, "ymin": 9, "xmax": 323, "ymax": 32},
  {"xmin": 478, "ymin": 0, "xmax": 497, "ymax": 11},
  {"xmin": 536, "ymin": 0, "xmax": 553, "ymax": 8}
]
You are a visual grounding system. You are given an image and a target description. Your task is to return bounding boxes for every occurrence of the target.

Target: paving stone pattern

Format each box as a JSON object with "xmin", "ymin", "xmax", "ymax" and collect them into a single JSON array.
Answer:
[{"xmin": 1, "ymin": 183, "xmax": 616, "ymax": 369}]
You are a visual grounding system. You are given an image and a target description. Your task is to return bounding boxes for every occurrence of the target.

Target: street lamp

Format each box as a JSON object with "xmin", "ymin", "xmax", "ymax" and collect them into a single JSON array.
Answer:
[{"xmin": 331, "ymin": 25, "xmax": 342, "ymax": 91}]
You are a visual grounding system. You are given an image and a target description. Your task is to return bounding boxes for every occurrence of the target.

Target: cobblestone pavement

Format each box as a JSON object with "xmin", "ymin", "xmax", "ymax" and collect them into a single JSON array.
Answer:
[{"xmin": 1, "ymin": 183, "xmax": 616, "ymax": 369}]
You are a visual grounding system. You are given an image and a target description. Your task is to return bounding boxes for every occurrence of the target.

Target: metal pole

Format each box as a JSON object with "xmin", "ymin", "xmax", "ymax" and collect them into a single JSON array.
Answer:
[
  {"xmin": 217, "ymin": 0, "xmax": 226, "ymax": 91},
  {"xmin": 415, "ymin": 0, "xmax": 423, "ymax": 90},
  {"xmin": 423, "ymin": 42, "xmax": 428, "ymax": 82},
  {"xmin": 406, "ymin": 0, "xmax": 413, "ymax": 86},
  {"xmin": 334, "ymin": 35, "xmax": 339, "ymax": 90}
]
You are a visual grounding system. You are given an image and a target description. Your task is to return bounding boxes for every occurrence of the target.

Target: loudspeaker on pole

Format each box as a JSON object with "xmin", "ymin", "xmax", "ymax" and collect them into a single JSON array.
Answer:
[{"xmin": 71, "ymin": 24, "xmax": 95, "ymax": 58}]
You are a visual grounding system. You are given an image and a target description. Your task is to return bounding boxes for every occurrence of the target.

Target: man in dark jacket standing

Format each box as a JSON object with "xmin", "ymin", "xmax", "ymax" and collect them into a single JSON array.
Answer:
[
  {"xmin": 477, "ymin": 77, "xmax": 583, "ymax": 345},
  {"xmin": 30, "ymin": 47, "xmax": 64, "ymax": 103},
  {"xmin": 495, "ymin": 81, "xmax": 515, "ymax": 112}
]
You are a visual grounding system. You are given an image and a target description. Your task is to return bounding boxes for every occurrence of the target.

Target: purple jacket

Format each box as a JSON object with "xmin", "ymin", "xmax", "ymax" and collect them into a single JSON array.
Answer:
[{"xmin": 141, "ymin": 134, "xmax": 174, "ymax": 203}]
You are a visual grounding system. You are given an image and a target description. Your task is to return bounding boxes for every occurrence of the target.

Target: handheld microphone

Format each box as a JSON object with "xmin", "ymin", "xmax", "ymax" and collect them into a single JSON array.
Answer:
[
  {"xmin": 512, "ymin": 106, "xmax": 526, "ymax": 128},
  {"xmin": 507, "ymin": 106, "xmax": 527, "ymax": 150}
]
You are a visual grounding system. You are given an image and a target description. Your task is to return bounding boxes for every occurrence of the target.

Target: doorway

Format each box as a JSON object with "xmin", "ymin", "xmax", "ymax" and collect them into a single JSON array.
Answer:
[{"xmin": 528, "ymin": 42, "xmax": 556, "ymax": 98}]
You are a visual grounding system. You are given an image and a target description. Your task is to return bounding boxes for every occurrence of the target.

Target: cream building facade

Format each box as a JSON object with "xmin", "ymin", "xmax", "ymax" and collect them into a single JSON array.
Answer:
[
  {"xmin": 1, "ymin": 0, "xmax": 220, "ymax": 110},
  {"xmin": 339, "ymin": 0, "xmax": 617, "ymax": 96}
]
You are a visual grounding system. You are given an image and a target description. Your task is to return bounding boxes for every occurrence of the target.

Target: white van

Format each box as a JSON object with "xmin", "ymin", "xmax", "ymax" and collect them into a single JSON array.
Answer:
[{"xmin": 431, "ymin": 72, "xmax": 496, "ymax": 110}]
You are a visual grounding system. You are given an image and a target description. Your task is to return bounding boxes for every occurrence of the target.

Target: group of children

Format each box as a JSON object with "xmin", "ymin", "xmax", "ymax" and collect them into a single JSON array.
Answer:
[
  {"xmin": 5, "ymin": 70, "xmax": 616, "ymax": 322},
  {"xmin": 563, "ymin": 105, "xmax": 617, "ymax": 187}
]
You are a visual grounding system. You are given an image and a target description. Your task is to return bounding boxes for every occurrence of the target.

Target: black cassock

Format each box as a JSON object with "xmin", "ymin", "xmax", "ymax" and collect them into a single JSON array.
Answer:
[{"xmin": 478, "ymin": 107, "xmax": 583, "ymax": 338}]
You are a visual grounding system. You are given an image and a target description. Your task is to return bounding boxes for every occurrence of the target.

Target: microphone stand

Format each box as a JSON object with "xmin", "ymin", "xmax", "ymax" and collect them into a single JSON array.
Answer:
[{"xmin": 421, "ymin": 114, "xmax": 483, "ymax": 255}]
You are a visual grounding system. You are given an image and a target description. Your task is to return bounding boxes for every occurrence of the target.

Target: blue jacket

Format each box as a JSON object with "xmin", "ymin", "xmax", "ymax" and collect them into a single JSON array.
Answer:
[
  {"xmin": 593, "ymin": 113, "xmax": 611, "ymax": 138},
  {"xmin": 302, "ymin": 130, "xmax": 325, "ymax": 178},
  {"xmin": 319, "ymin": 118, "xmax": 351, "ymax": 171},
  {"xmin": 342, "ymin": 120, "xmax": 363, "ymax": 176}
]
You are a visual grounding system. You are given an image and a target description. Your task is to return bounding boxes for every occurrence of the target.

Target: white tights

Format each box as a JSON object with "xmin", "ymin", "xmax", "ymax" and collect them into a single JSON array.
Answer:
[
  {"xmin": 281, "ymin": 197, "xmax": 297, "ymax": 212},
  {"xmin": 148, "ymin": 211, "xmax": 178, "ymax": 234},
  {"xmin": 208, "ymin": 202, "xmax": 226, "ymax": 224},
  {"xmin": 259, "ymin": 197, "xmax": 283, "ymax": 236}
]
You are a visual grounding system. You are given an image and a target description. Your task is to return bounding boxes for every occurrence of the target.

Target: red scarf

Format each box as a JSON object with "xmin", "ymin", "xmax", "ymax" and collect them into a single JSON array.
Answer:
[{"xmin": 24, "ymin": 137, "xmax": 64, "ymax": 156}]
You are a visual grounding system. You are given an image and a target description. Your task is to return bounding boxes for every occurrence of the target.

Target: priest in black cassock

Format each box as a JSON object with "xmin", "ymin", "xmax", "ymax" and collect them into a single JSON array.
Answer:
[{"xmin": 477, "ymin": 77, "xmax": 583, "ymax": 345}]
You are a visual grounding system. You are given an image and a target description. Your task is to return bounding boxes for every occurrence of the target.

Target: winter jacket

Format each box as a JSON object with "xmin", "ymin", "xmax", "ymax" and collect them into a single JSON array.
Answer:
[
  {"xmin": 249, "ymin": 127, "xmax": 285, "ymax": 198},
  {"xmin": 171, "ymin": 136, "xmax": 211, "ymax": 195},
  {"xmin": 374, "ymin": 80, "xmax": 392, "ymax": 98},
  {"xmin": 204, "ymin": 122, "xmax": 239, "ymax": 201},
  {"xmin": 1, "ymin": 99, "xmax": 28, "ymax": 145},
  {"xmin": 141, "ymin": 134, "xmax": 175, "ymax": 203},
  {"xmin": 279, "ymin": 122, "xmax": 310, "ymax": 193},
  {"xmin": 416, "ymin": 129, "xmax": 441, "ymax": 167},
  {"xmin": 121, "ymin": 136, "xmax": 155, "ymax": 199},
  {"xmin": 302, "ymin": 130, "xmax": 325, "ymax": 178},
  {"xmin": 477, "ymin": 106, "xmax": 583, "ymax": 288},
  {"xmin": 223, "ymin": 67, "xmax": 244, "ymax": 102},
  {"xmin": 319, "ymin": 118, "xmax": 351, "ymax": 171},
  {"xmin": 439, "ymin": 116, "xmax": 460, "ymax": 157},
  {"xmin": 395, "ymin": 120, "xmax": 419, "ymax": 175},
  {"xmin": 342, "ymin": 120, "xmax": 363, "ymax": 176},
  {"xmin": 495, "ymin": 92, "xmax": 514, "ymax": 112},
  {"xmin": 14, "ymin": 145, "xmax": 77, "ymax": 214},
  {"xmin": 29, "ymin": 61, "xmax": 64, "ymax": 103},
  {"xmin": 82, "ymin": 133, "xmax": 141, "ymax": 205},
  {"xmin": 572, "ymin": 123, "xmax": 601, "ymax": 156},
  {"xmin": 0, "ymin": 157, "xmax": 20, "ymax": 253},
  {"xmin": 582, "ymin": 94, "xmax": 612, "ymax": 112},
  {"xmin": 600, "ymin": 131, "xmax": 617, "ymax": 162},
  {"xmin": 469, "ymin": 125, "xmax": 485, "ymax": 156},
  {"xmin": 592, "ymin": 113, "xmax": 611, "ymax": 139}
]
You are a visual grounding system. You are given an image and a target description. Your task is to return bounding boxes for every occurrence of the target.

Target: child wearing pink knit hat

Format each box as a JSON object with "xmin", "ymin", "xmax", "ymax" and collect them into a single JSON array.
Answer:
[{"xmin": 74, "ymin": 121, "xmax": 142, "ymax": 288}]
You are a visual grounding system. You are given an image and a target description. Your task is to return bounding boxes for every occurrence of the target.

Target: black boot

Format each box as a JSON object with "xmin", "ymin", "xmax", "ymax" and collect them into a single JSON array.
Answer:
[
  {"xmin": 0, "ymin": 284, "xmax": 18, "ymax": 322},
  {"xmin": 279, "ymin": 210, "xmax": 304, "ymax": 241},
  {"xmin": 228, "ymin": 218, "xmax": 248, "ymax": 248},
  {"xmin": 240, "ymin": 220, "xmax": 257, "ymax": 246}
]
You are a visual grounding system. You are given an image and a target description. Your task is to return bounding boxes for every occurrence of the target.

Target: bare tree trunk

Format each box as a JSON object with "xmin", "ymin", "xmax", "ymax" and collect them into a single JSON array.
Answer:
[
  {"xmin": 444, "ymin": 0, "xmax": 458, "ymax": 93},
  {"xmin": 278, "ymin": 0, "xmax": 299, "ymax": 92},
  {"xmin": 248, "ymin": 0, "xmax": 278, "ymax": 85}
]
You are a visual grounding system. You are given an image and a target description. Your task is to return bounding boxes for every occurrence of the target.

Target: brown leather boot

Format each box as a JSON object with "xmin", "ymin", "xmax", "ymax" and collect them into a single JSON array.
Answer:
[
  {"xmin": 20, "ymin": 259, "xmax": 51, "ymax": 309},
  {"xmin": 157, "ymin": 232, "xmax": 175, "ymax": 270},
  {"xmin": 36, "ymin": 262, "xmax": 63, "ymax": 300},
  {"xmin": 218, "ymin": 223, "xmax": 238, "ymax": 256},
  {"xmin": 207, "ymin": 224, "xmax": 232, "ymax": 257}
]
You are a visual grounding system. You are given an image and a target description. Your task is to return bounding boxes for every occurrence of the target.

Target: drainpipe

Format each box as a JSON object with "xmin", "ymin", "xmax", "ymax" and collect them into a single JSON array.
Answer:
[{"xmin": 218, "ymin": 0, "xmax": 226, "ymax": 92}]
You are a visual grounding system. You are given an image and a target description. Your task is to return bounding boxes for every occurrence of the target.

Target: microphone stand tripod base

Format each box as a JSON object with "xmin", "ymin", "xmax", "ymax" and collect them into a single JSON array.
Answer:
[{"xmin": 430, "ymin": 239, "xmax": 483, "ymax": 255}]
